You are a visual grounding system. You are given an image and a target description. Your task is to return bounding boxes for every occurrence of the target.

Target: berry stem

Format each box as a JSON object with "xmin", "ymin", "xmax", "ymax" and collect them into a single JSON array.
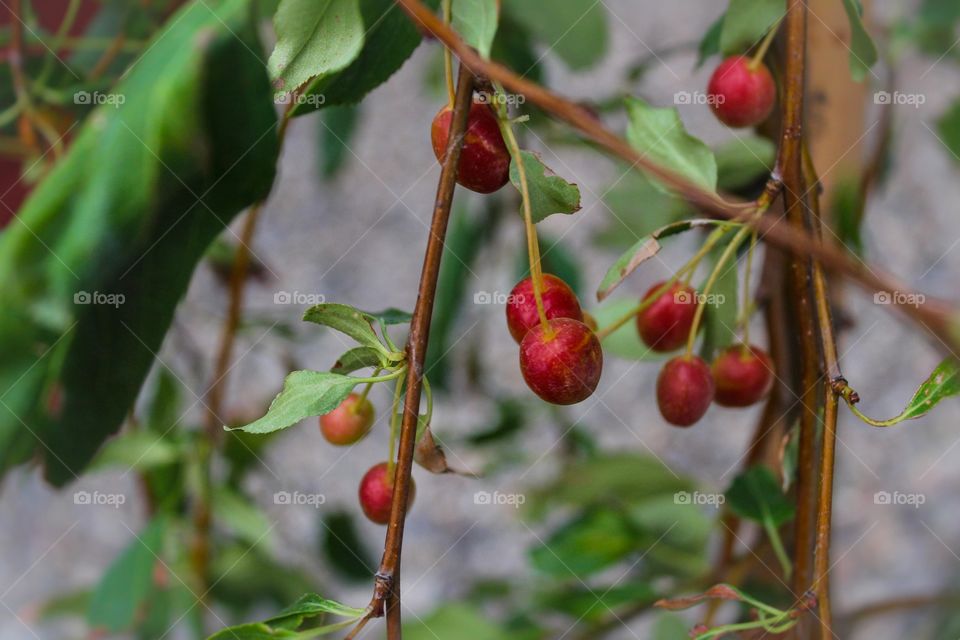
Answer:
[
  {"xmin": 748, "ymin": 18, "xmax": 782, "ymax": 72},
  {"xmin": 441, "ymin": 0, "xmax": 456, "ymax": 106},
  {"xmin": 495, "ymin": 86, "xmax": 552, "ymax": 337},
  {"xmin": 593, "ymin": 226, "xmax": 734, "ymax": 342},
  {"xmin": 684, "ymin": 224, "xmax": 753, "ymax": 358},
  {"xmin": 740, "ymin": 230, "xmax": 758, "ymax": 345},
  {"xmin": 387, "ymin": 376, "xmax": 404, "ymax": 477},
  {"xmin": 355, "ymin": 369, "xmax": 381, "ymax": 408}
]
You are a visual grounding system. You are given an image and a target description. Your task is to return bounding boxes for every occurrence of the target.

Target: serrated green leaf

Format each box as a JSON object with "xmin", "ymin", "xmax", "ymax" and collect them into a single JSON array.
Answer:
[
  {"xmin": 503, "ymin": 0, "xmax": 608, "ymax": 70},
  {"xmin": 719, "ymin": 0, "xmax": 784, "ymax": 56},
  {"xmin": 715, "ymin": 136, "xmax": 776, "ymax": 191},
  {"xmin": 302, "ymin": 303, "xmax": 387, "ymax": 352},
  {"xmin": 509, "ymin": 150, "xmax": 581, "ymax": 223},
  {"xmin": 596, "ymin": 220, "xmax": 730, "ymax": 301},
  {"xmin": 841, "ymin": 0, "xmax": 879, "ymax": 82},
  {"xmin": 269, "ymin": 0, "xmax": 365, "ymax": 93},
  {"xmin": 452, "ymin": 0, "xmax": 499, "ymax": 59},
  {"xmin": 726, "ymin": 466, "xmax": 795, "ymax": 526},
  {"xmin": 625, "ymin": 97, "xmax": 717, "ymax": 195},
  {"xmin": 88, "ymin": 517, "xmax": 167, "ymax": 632},
  {"xmin": 229, "ymin": 371, "xmax": 359, "ymax": 434},
  {"xmin": 295, "ymin": 0, "xmax": 438, "ymax": 114},
  {"xmin": 90, "ymin": 431, "xmax": 180, "ymax": 472},
  {"xmin": 331, "ymin": 346, "xmax": 387, "ymax": 374},
  {"xmin": 0, "ymin": 0, "xmax": 278, "ymax": 485},
  {"xmin": 899, "ymin": 358, "xmax": 960, "ymax": 421}
]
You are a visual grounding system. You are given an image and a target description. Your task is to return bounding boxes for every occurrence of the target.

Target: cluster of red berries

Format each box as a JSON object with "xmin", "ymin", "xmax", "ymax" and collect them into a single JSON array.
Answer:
[
  {"xmin": 637, "ymin": 282, "xmax": 773, "ymax": 427},
  {"xmin": 706, "ymin": 55, "xmax": 776, "ymax": 129},
  {"xmin": 507, "ymin": 274, "xmax": 603, "ymax": 405},
  {"xmin": 319, "ymin": 393, "xmax": 416, "ymax": 525}
]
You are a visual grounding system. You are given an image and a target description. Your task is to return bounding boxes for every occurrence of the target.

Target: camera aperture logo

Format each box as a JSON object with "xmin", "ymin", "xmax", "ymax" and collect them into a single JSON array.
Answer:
[
  {"xmin": 74, "ymin": 490, "xmax": 126, "ymax": 509},
  {"xmin": 674, "ymin": 91, "xmax": 725, "ymax": 106},
  {"xmin": 474, "ymin": 491, "xmax": 525, "ymax": 508},
  {"xmin": 274, "ymin": 92, "xmax": 326, "ymax": 107},
  {"xmin": 74, "ymin": 290, "xmax": 125, "ymax": 308},
  {"xmin": 474, "ymin": 291, "xmax": 525, "ymax": 305},
  {"xmin": 274, "ymin": 490, "xmax": 326, "ymax": 508},
  {"xmin": 873, "ymin": 291, "xmax": 925, "ymax": 308},
  {"xmin": 74, "ymin": 90, "xmax": 125, "ymax": 108},
  {"xmin": 674, "ymin": 491, "xmax": 725, "ymax": 507},
  {"xmin": 874, "ymin": 490, "xmax": 925, "ymax": 508},
  {"xmin": 874, "ymin": 91, "xmax": 925, "ymax": 108},
  {"xmin": 674, "ymin": 290, "xmax": 725, "ymax": 307},
  {"xmin": 475, "ymin": 91, "xmax": 526, "ymax": 106},
  {"xmin": 274, "ymin": 291, "xmax": 326, "ymax": 305}
]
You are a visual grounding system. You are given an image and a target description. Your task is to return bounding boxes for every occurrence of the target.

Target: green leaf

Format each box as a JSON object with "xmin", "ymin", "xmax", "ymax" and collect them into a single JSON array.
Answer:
[
  {"xmin": 208, "ymin": 594, "xmax": 365, "ymax": 639},
  {"xmin": 318, "ymin": 104, "xmax": 361, "ymax": 179},
  {"xmin": 898, "ymin": 358, "xmax": 960, "ymax": 421},
  {"xmin": 296, "ymin": 0, "xmax": 438, "ymax": 114},
  {"xmin": 269, "ymin": 0, "xmax": 365, "ymax": 93},
  {"xmin": 696, "ymin": 15, "xmax": 725, "ymax": 68},
  {"xmin": 625, "ymin": 97, "xmax": 718, "ymax": 195},
  {"xmin": 452, "ymin": 0, "xmax": 499, "ymax": 59},
  {"xmin": 503, "ymin": 0, "xmax": 608, "ymax": 70},
  {"xmin": 719, "ymin": 0, "xmax": 784, "ymax": 56},
  {"xmin": 841, "ymin": 0, "xmax": 879, "ymax": 82},
  {"xmin": 539, "ymin": 582, "xmax": 657, "ymax": 622},
  {"xmin": 726, "ymin": 466, "xmax": 795, "ymax": 526},
  {"xmin": 626, "ymin": 495, "xmax": 711, "ymax": 577},
  {"xmin": 302, "ymin": 303, "xmax": 387, "ymax": 352},
  {"xmin": 360, "ymin": 307, "xmax": 413, "ymax": 325},
  {"xmin": 509, "ymin": 151, "xmax": 581, "ymax": 223},
  {"xmin": 715, "ymin": 136, "xmax": 776, "ymax": 191},
  {"xmin": 90, "ymin": 431, "xmax": 180, "ymax": 472},
  {"xmin": 405, "ymin": 603, "xmax": 505, "ymax": 640},
  {"xmin": 88, "ymin": 517, "xmax": 167, "ymax": 632},
  {"xmin": 832, "ymin": 177, "xmax": 865, "ymax": 256},
  {"xmin": 529, "ymin": 508, "xmax": 635, "ymax": 577},
  {"xmin": 331, "ymin": 346, "xmax": 387, "ymax": 374},
  {"xmin": 0, "ymin": 0, "xmax": 278, "ymax": 485},
  {"xmin": 594, "ymin": 170, "xmax": 693, "ymax": 251},
  {"xmin": 229, "ymin": 371, "xmax": 359, "ymax": 434},
  {"xmin": 937, "ymin": 99, "xmax": 960, "ymax": 165},
  {"xmin": 321, "ymin": 510, "xmax": 377, "ymax": 582}
]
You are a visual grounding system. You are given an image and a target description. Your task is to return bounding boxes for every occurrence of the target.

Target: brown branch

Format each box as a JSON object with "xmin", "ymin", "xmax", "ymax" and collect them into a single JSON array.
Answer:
[
  {"xmin": 351, "ymin": 63, "xmax": 475, "ymax": 640},
  {"xmin": 394, "ymin": 0, "xmax": 958, "ymax": 352}
]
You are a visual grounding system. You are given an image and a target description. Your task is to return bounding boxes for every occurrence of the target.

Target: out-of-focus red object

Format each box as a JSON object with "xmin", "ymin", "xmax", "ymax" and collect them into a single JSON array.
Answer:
[{"xmin": 0, "ymin": 0, "xmax": 99, "ymax": 229}]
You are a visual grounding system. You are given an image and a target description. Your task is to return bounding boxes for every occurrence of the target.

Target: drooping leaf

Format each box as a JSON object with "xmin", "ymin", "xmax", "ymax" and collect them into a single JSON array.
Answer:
[
  {"xmin": 302, "ymin": 303, "xmax": 388, "ymax": 353},
  {"xmin": 715, "ymin": 136, "xmax": 776, "ymax": 191},
  {"xmin": 596, "ymin": 220, "xmax": 731, "ymax": 301},
  {"xmin": 88, "ymin": 517, "xmax": 167, "ymax": 632},
  {"xmin": 719, "ymin": 0, "xmax": 784, "ymax": 56},
  {"xmin": 269, "ymin": 0, "xmax": 365, "ymax": 93},
  {"xmin": 295, "ymin": 0, "xmax": 439, "ymax": 114},
  {"xmin": 452, "ymin": 0, "xmax": 500, "ymax": 59},
  {"xmin": 841, "ymin": 0, "xmax": 879, "ymax": 82},
  {"xmin": 509, "ymin": 150, "xmax": 581, "ymax": 223},
  {"xmin": 897, "ymin": 358, "xmax": 960, "ymax": 421},
  {"xmin": 0, "ymin": 0, "xmax": 278, "ymax": 485},
  {"xmin": 625, "ymin": 97, "xmax": 718, "ymax": 195},
  {"xmin": 503, "ymin": 0, "xmax": 608, "ymax": 70},
  {"xmin": 360, "ymin": 307, "xmax": 414, "ymax": 325},
  {"xmin": 937, "ymin": 99, "xmax": 960, "ymax": 165},
  {"xmin": 725, "ymin": 466, "xmax": 795, "ymax": 526},
  {"xmin": 331, "ymin": 346, "xmax": 387, "ymax": 374},
  {"xmin": 229, "ymin": 371, "xmax": 359, "ymax": 434}
]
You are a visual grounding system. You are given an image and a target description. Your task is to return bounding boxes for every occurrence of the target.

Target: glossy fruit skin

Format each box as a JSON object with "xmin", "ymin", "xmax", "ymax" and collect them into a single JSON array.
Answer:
[
  {"xmin": 358, "ymin": 462, "xmax": 416, "ymax": 525},
  {"xmin": 657, "ymin": 356, "xmax": 715, "ymax": 427},
  {"xmin": 519, "ymin": 318, "xmax": 603, "ymax": 405},
  {"xmin": 506, "ymin": 274, "xmax": 583, "ymax": 343},
  {"xmin": 636, "ymin": 281, "xmax": 699, "ymax": 352},
  {"xmin": 712, "ymin": 344, "xmax": 774, "ymax": 407},
  {"xmin": 319, "ymin": 393, "xmax": 375, "ymax": 445},
  {"xmin": 707, "ymin": 55, "xmax": 776, "ymax": 128},
  {"xmin": 431, "ymin": 101, "xmax": 511, "ymax": 194}
]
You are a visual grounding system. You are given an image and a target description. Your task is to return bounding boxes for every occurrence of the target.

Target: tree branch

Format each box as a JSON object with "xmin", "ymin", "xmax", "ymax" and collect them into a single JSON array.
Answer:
[{"xmin": 394, "ymin": 0, "xmax": 958, "ymax": 352}]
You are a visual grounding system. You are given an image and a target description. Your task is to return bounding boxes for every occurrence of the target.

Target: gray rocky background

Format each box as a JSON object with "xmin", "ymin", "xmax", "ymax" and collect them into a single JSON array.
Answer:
[{"xmin": 2, "ymin": 0, "xmax": 959, "ymax": 638}]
